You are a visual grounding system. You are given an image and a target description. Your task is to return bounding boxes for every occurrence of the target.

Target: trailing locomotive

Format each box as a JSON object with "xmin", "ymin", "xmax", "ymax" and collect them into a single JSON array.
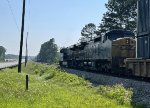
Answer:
[{"xmin": 60, "ymin": 29, "xmax": 136, "ymax": 74}]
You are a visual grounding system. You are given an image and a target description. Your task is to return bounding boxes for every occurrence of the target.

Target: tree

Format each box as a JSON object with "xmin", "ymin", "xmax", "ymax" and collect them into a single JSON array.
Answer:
[
  {"xmin": 98, "ymin": 0, "xmax": 137, "ymax": 35},
  {"xmin": 81, "ymin": 23, "xmax": 96, "ymax": 41},
  {"xmin": 0, "ymin": 46, "xmax": 6, "ymax": 61},
  {"xmin": 37, "ymin": 38, "xmax": 58, "ymax": 64}
]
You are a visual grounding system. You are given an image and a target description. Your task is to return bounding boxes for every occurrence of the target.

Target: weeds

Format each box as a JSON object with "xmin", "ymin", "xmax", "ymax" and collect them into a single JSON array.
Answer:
[
  {"xmin": 0, "ymin": 62, "xmax": 136, "ymax": 108},
  {"xmin": 97, "ymin": 85, "xmax": 133, "ymax": 105}
]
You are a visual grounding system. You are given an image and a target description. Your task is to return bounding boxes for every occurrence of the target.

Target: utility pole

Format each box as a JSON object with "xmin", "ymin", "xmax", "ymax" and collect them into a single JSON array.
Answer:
[
  {"xmin": 25, "ymin": 32, "xmax": 28, "ymax": 67},
  {"xmin": 18, "ymin": 0, "xmax": 26, "ymax": 73}
]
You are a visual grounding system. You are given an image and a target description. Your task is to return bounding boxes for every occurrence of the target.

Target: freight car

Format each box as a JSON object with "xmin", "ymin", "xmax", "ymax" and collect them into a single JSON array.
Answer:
[
  {"xmin": 60, "ymin": 29, "xmax": 136, "ymax": 75},
  {"xmin": 125, "ymin": 0, "xmax": 150, "ymax": 78}
]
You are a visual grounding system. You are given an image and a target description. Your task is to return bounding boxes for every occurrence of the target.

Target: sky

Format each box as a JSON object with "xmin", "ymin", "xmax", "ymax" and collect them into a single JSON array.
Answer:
[{"xmin": 0, "ymin": 0, "xmax": 108, "ymax": 56}]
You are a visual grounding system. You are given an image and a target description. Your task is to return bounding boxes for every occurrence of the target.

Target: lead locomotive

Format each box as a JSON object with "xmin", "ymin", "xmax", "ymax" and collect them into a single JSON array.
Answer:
[{"xmin": 60, "ymin": 29, "xmax": 136, "ymax": 74}]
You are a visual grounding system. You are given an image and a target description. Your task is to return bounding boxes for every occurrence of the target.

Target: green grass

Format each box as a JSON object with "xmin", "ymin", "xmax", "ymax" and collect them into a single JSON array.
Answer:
[{"xmin": 0, "ymin": 62, "xmax": 141, "ymax": 108}]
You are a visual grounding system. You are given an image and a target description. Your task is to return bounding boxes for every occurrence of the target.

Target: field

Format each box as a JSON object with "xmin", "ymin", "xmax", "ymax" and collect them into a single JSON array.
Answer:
[{"xmin": 0, "ymin": 62, "xmax": 142, "ymax": 108}]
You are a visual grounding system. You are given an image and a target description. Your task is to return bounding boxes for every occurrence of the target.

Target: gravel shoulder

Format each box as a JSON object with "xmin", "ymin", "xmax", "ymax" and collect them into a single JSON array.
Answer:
[{"xmin": 64, "ymin": 68, "xmax": 150, "ymax": 107}]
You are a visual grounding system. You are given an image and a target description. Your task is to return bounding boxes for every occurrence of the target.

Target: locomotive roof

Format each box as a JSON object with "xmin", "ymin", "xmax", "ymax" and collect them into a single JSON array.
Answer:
[
  {"xmin": 69, "ymin": 41, "xmax": 88, "ymax": 51},
  {"xmin": 105, "ymin": 29, "xmax": 135, "ymax": 40}
]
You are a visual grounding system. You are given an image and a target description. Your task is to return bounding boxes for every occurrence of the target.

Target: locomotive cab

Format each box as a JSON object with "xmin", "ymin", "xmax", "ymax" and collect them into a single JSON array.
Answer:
[{"xmin": 105, "ymin": 30, "xmax": 136, "ymax": 72}]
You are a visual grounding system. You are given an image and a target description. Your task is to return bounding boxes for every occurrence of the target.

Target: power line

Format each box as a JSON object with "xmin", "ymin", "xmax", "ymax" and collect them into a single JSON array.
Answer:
[
  {"xmin": 27, "ymin": 0, "xmax": 31, "ymax": 32},
  {"xmin": 25, "ymin": 32, "xmax": 28, "ymax": 67},
  {"xmin": 28, "ymin": 0, "xmax": 31, "ymax": 56},
  {"xmin": 5, "ymin": 0, "xmax": 20, "ymax": 32}
]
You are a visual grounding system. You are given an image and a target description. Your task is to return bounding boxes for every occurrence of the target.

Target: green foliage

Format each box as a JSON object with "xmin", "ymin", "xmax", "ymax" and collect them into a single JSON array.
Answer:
[
  {"xmin": 98, "ymin": 0, "xmax": 137, "ymax": 35},
  {"xmin": 0, "ymin": 46, "xmax": 6, "ymax": 61},
  {"xmin": 0, "ymin": 62, "xmax": 137, "ymax": 108},
  {"xmin": 81, "ymin": 23, "xmax": 96, "ymax": 41},
  {"xmin": 37, "ymin": 38, "xmax": 59, "ymax": 64},
  {"xmin": 97, "ymin": 85, "xmax": 133, "ymax": 105},
  {"xmin": 45, "ymin": 73, "xmax": 55, "ymax": 80}
]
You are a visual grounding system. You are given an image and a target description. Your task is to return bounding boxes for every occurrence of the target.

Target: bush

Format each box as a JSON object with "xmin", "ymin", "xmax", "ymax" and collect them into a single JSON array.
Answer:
[
  {"xmin": 97, "ymin": 84, "xmax": 133, "ymax": 105},
  {"xmin": 34, "ymin": 69, "xmax": 39, "ymax": 74},
  {"xmin": 45, "ymin": 72, "xmax": 55, "ymax": 80}
]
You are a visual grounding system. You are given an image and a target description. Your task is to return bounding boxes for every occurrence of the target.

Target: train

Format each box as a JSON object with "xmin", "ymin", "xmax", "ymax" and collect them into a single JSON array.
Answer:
[
  {"xmin": 60, "ymin": 29, "xmax": 136, "ymax": 75},
  {"xmin": 60, "ymin": 0, "xmax": 150, "ymax": 78}
]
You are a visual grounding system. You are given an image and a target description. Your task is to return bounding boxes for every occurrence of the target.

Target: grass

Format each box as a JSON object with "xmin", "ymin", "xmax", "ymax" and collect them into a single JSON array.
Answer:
[{"xmin": 0, "ymin": 62, "xmax": 143, "ymax": 108}]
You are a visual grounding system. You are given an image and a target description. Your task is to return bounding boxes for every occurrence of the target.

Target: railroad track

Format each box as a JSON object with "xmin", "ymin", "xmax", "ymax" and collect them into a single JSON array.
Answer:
[{"xmin": 62, "ymin": 67, "xmax": 150, "ymax": 83}]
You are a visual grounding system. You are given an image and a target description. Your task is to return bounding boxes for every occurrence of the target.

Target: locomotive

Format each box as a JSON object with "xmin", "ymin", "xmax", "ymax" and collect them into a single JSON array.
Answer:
[{"xmin": 60, "ymin": 29, "xmax": 136, "ymax": 74}]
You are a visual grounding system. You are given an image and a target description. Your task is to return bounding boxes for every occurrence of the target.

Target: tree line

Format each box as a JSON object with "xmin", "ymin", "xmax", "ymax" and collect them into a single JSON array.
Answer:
[
  {"xmin": 81, "ymin": 0, "xmax": 137, "ymax": 41},
  {"xmin": 37, "ymin": 38, "xmax": 59, "ymax": 64}
]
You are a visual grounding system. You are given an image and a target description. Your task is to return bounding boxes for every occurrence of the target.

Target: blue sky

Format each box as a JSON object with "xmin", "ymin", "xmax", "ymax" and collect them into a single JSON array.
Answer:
[{"xmin": 0, "ymin": 0, "xmax": 108, "ymax": 56}]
